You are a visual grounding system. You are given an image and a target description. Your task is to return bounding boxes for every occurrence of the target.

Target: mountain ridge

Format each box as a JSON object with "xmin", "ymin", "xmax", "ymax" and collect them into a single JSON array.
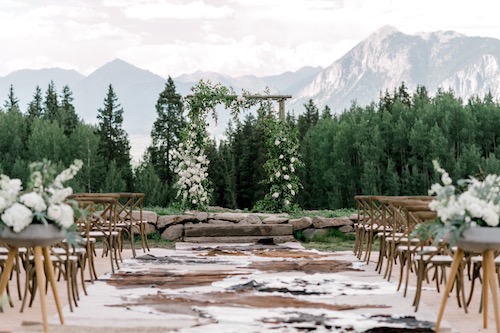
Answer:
[{"xmin": 3, "ymin": 26, "xmax": 500, "ymax": 160}]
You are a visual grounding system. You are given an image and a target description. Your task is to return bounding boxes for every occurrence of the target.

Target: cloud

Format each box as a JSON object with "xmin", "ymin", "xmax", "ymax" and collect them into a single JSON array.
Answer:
[
  {"xmin": 3, "ymin": 0, "xmax": 500, "ymax": 78},
  {"xmin": 123, "ymin": 0, "xmax": 234, "ymax": 20}
]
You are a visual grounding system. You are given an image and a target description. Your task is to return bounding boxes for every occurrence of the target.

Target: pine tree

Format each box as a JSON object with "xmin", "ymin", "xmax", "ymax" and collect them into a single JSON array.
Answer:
[
  {"xmin": 147, "ymin": 76, "xmax": 185, "ymax": 198},
  {"xmin": 297, "ymin": 99, "xmax": 319, "ymax": 141},
  {"xmin": 321, "ymin": 105, "xmax": 332, "ymax": 120},
  {"xmin": 27, "ymin": 86, "xmax": 44, "ymax": 121},
  {"xmin": 232, "ymin": 114, "xmax": 267, "ymax": 209},
  {"xmin": 133, "ymin": 163, "xmax": 167, "ymax": 206},
  {"xmin": 4, "ymin": 84, "xmax": 20, "ymax": 113},
  {"xmin": 96, "ymin": 84, "xmax": 133, "ymax": 190},
  {"xmin": 60, "ymin": 85, "xmax": 80, "ymax": 136},
  {"xmin": 43, "ymin": 81, "xmax": 60, "ymax": 122}
]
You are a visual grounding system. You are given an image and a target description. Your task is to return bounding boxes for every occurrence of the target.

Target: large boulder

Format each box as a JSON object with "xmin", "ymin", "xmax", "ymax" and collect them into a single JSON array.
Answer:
[
  {"xmin": 312, "ymin": 217, "xmax": 353, "ymax": 229},
  {"xmin": 161, "ymin": 224, "xmax": 184, "ymax": 241},
  {"xmin": 184, "ymin": 224, "xmax": 292, "ymax": 237},
  {"xmin": 209, "ymin": 212, "xmax": 246, "ymax": 223},
  {"xmin": 262, "ymin": 216, "xmax": 289, "ymax": 224},
  {"xmin": 131, "ymin": 210, "xmax": 158, "ymax": 223},
  {"xmin": 238, "ymin": 215, "xmax": 262, "ymax": 225},
  {"xmin": 207, "ymin": 219, "xmax": 234, "ymax": 225},
  {"xmin": 339, "ymin": 225, "xmax": 354, "ymax": 233},
  {"xmin": 289, "ymin": 217, "xmax": 313, "ymax": 231},
  {"xmin": 195, "ymin": 212, "xmax": 209, "ymax": 222},
  {"xmin": 156, "ymin": 215, "xmax": 194, "ymax": 229}
]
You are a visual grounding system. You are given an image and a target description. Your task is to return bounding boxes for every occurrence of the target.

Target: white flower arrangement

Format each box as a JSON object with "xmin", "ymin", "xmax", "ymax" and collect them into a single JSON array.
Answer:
[
  {"xmin": 414, "ymin": 160, "xmax": 500, "ymax": 245},
  {"xmin": 0, "ymin": 160, "xmax": 84, "ymax": 233},
  {"xmin": 172, "ymin": 122, "xmax": 211, "ymax": 209},
  {"xmin": 255, "ymin": 110, "xmax": 303, "ymax": 213}
]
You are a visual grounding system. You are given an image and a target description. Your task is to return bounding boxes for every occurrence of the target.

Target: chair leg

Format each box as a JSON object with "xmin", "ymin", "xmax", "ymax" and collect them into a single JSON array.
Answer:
[
  {"xmin": 413, "ymin": 259, "xmax": 424, "ymax": 311},
  {"xmin": 141, "ymin": 222, "xmax": 150, "ymax": 252},
  {"xmin": 375, "ymin": 235, "xmax": 385, "ymax": 273},
  {"xmin": 467, "ymin": 262, "xmax": 480, "ymax": 308}
]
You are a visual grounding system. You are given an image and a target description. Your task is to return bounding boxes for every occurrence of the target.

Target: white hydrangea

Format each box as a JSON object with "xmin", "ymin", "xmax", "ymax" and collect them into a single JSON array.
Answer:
[
  {"xmin": 483, "ymin": 207, "xmax": 499, "ymax": 227},
  {"xmin": 20, "ymin": 192, "xmax": 47, "ymax": 212},
  {"xmin": 47, "ymin": 204, "xmax": 62, "ymax": 221},
  {"xmin": 58, "ymin": 203, "xmax": 75, "ymax": 229},
  {"xmin": 2, "ymin": 203, "xmax": 33, "ymax": 233}
]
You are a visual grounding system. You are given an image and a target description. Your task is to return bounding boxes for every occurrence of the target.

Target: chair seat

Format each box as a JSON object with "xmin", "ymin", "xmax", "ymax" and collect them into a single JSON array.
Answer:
[
  {"xmin": 88, "ymin": 230, "xmax": 119, "ymax": 237},
  {"xmin": 415, "ymin": 254, "xmax": 453, "ymax": 263},
  {"xmin": 397, "ymin": 245, "xmax": 438, "ymax": 253},
  {"xmin": 470, "ymin": 255, "xmax": 500, "ymax": 264}
]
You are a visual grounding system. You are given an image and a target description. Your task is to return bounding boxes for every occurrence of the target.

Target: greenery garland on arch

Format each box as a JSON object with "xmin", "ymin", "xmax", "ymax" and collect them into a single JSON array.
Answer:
[{"xmin": 172, "ymin": 80, "xmax": 302, "ymax": 212}]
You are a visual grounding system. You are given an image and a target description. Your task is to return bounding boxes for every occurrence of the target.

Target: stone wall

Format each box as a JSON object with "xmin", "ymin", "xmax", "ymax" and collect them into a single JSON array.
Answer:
[{"xmin": 136, "ymin": 211, "xmax": 357, "ymax": 242}]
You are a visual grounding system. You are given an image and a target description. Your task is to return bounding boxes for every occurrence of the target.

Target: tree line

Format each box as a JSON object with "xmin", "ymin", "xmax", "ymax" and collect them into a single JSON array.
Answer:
[
  {"xmin": 2, "ymin": 80, "xmax": 500, "ymax": 210},
  {"xmin": 205, "ymin": 84, "xmax": 500, "ymax": 210}
]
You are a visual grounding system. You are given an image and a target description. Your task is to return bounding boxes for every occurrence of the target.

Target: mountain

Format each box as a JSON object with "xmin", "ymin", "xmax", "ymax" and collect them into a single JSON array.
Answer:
[
  {"xmin": 3, "ymin": 26, "xmax": 500, "ymax": 160},
  {"xmin": 72, "ymin": 59, "xmax": 167, "ymax": 135},
  {"xmin": 290, "ymin": 25, "xmax": 500, "ymax": 112},
  {"xmin": 0, "ymin": 59, "xmax": 319, "ymax": 160},
  {"xmin": 0, "ymin": 68, "xmax": 85, "ymax": 109}
]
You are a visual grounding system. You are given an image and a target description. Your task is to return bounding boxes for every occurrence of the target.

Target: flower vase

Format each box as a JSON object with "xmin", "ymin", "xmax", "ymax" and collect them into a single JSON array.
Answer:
[
  {"xmin": 0, "ymin": 224, "xmax": 65, "ymax": 247},
  {"xmin": 456, "ymin": 227, "xmax": 500, "ymax": 252}
]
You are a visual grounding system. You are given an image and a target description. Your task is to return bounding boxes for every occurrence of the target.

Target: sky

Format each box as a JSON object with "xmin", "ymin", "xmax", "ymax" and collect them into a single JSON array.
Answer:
[{"xmin": 2, "ymin": 0, "xmax": 500, "ymax": 79}]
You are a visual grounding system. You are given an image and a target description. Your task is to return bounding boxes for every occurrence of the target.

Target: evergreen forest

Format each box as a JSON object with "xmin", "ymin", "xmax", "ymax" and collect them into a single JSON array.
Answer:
[{"xmin": 2, "ymin": 80, "xmax": 500, "ymax": 211}]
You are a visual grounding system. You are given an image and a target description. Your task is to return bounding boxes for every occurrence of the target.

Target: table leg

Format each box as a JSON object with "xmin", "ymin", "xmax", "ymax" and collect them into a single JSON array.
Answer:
[
  {"xmin": 484, "ymin": 250, "xmax": 490, "ymax": 328},
  {"xmin": 0, "ymin": 247, "xmax": 18, "ymax": 306},
  {"xmin": 435, "ymin": 248, "xmax": 464, "ymax": 332},
  {"xmin": 485, "ymin": 250, "xmax": 500, "ymax": 333},
  {"xmin": 43, "ymin": 247, "xmax": 64, "ymax": 324},
  {"xmin": 33, "ymin": 246, "xmax": 49, "ymax": 332}
]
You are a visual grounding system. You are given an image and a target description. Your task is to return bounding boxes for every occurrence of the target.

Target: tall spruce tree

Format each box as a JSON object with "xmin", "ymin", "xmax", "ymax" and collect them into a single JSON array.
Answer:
[
  {"xmin": 321, "ymin": 105, "xmax": 332, "ymax": 120},
  {"xmin": 297, "ymin": 98, "xmax": 319, "ymax": 141},
  {"xmin": 60, "ymin": 85, "xmax": 79, "ymax": 136},
  {"xmin": 43, "ymin": 81, "xmax": 60, "ymax": 122},
  {"xmin": 96, "ymin": 84, "xmax": 133, "ymax": 190},
  {"xmin": 147, "ymin": 76, "xmax": 185, "ymax": 198},
  {"xmin": 27, "ymin": 86, "xmax": 44, "ymax": 121},
  {"xmin": 4, "ymin": 84, "xmax": 20, "ymax": 113}
]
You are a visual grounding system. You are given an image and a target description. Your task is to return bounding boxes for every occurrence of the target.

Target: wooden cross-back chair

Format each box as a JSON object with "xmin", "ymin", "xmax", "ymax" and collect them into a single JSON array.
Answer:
[
  {"xmin": 20, "ymin": 242, "xmax": 81, "ymax": 313},
  {"xmin": 113, "ymin": 192, "xmax": 148, "ymax": 258},
  {"xmin": 354, "ymin": 195, "xmax": 385, "ymax": 262},
  {"xmin": 69, "ymin": 194, "xmax": 121, "ymax": 274},
  {"xmin": 374, "ymin": 196, "xmax": 426, "ymax": 275},
  {"xmin": 380, "ymin": 196, "xmax": 433, "ymax": 281},
  {"xmin": 398, "ymin": 202, "xmax": 466, "ymax": 313}
]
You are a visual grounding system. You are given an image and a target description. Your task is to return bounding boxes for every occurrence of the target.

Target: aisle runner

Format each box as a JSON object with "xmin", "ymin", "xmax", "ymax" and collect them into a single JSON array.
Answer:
[{"xmin": 98, "ymin": 244, "xmax": 435, "ymax": 332}]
